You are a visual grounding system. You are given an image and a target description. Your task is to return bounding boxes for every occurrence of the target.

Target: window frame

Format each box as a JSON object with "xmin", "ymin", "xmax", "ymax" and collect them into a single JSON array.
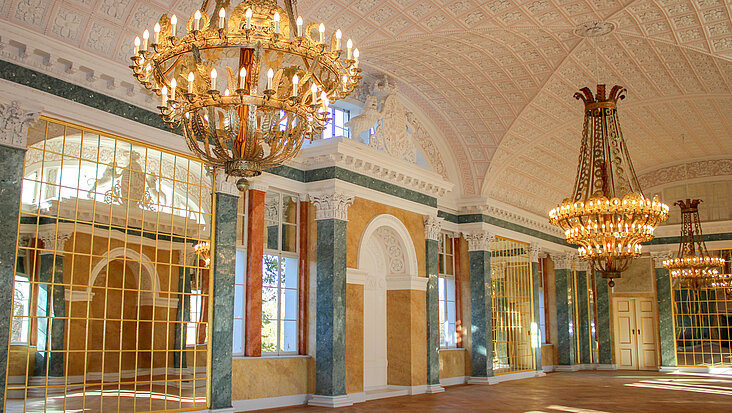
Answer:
[
  {"xmin": 232, "ymin": 192, "xmax": 249, "ymax": 356},
  {"xmin": 261, "ymin": 189, "xmax": 300, "ymax": 356},
  {"xmin": 322, "ymin": 106, "xmax": 351, "ymax": 140},
  {"xmin": 438, "ymin": 232, "xmax": 458, "ymax": 349},
  {"xmin": 11, "ymin": 273, "xmax": 31, "ymax": 345}
]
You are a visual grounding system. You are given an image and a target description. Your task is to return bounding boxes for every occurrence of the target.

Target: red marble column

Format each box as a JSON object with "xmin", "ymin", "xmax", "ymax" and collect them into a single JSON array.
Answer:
[{"xmin": 245, "ymin": 189, "xmax": 265, "ymax": 356}]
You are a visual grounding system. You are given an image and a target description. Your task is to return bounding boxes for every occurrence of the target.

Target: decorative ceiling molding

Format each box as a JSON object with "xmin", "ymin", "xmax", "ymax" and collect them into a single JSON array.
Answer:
[{"xmin": 637, "ymin": 158, "xmax": 732, "ymax": 190}]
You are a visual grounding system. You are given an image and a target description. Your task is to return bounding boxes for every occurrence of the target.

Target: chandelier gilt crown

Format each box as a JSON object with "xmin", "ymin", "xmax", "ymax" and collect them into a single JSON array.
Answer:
[
  {"xmin": 130, "ymin": 0, "xmax": 362, "ymax": 190},
  {"xmin": 663, "ymin": 199, "xmax": 725, "ymax": 288},
  {"xmin": 549, "ymin": 85, "xmax": 670, "ymax": 286}
]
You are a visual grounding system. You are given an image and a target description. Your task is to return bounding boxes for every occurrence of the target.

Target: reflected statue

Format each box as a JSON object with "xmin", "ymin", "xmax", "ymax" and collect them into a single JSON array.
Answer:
[
  {"xmin": 345, "ymin": 95, "xmax": 378, "ymax": 144},
  {"xmin": 88, "ymin": 151, "xmax": 159, "ymax": 210},
  {"xmin": 87, "ymin": 161, "xmax": 120, "ymax": 198}
]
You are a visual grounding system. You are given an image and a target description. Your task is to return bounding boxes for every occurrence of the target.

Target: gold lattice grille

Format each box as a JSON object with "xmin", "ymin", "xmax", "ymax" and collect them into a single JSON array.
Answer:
[
  {"xmin": 672, "ymin": 248, "xmax": 732, "ymax": 367},
  {"xmin": 5, "ymin": 118, "xmax": 213, "ymax": 413},
  {"xmin": 491, "ymin": 237, "xmax": 535, "ymax": 375}
]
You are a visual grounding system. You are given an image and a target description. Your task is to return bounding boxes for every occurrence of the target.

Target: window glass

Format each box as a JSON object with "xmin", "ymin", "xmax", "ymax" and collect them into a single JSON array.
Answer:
[
  {"xmin": 322, "ymin": 107, "xmax": 350, "ymax": 139},
  {"xmin": 438, "ymin": 233, "xmax": 457, "ymax": 348}
]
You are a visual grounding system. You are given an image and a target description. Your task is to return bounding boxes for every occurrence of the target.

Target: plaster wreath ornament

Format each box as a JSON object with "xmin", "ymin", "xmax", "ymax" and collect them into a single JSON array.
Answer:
[{"xmin": 0, "ymin": 100, "xmax": 41, "ymax": 149}]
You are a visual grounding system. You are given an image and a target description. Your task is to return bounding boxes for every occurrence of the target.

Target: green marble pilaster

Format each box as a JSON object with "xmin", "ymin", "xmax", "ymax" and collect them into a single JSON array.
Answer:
[
  {"xmin": 654, "ymin": 264, "xmax": 676, "ymax": 367},
  {"xmin": 469, "ymin": 248, "xmax": 493, "ymax": 378},
  {"xmin": 314, "ymin": 218, "xmax": 348, "ymax": 396},
  {"xmin": 576, "ymin": 270, "xmax": 591, "ymax": 365},
  {"xmin": 48, "ymin": 252, "xmax": 65, "ymax": 377},
  {"xmin": 173, "ymin": 266, "xmax": 191, "ymax": 369},
  {"xmin": 0, "ymin": 140, "xmax": 30, "ymax": 411},
  {"xmin": 596, "ymin": 272, "xmax": 613, "ymax": 365},
  {"xmin": 530, "ymin": 251, "xmax": 542, "ymax": 371},
  {"xmin": 554, "ymin": 267, "xmax": 575, "ymax": 366},
  {"xmin": 425, "ymin": 237, "xmax": 440, "ymax": 387},
  {"xmin": 210, "ymin": 189, "xmax": 239, "ymax": 411}
]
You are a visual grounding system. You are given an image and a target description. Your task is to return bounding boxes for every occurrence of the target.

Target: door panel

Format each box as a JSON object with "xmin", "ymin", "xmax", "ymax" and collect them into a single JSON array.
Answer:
[
  {"xmin": 636, "ymin": 298, "xmax": 659, "ymax": 370},
  {"xmin": 613, "ymin": 296, "xmax": 660, "ymax": 371},
  {"xmin": 613, "ymin": 297, "xmax": 638, "ymax": 370}
]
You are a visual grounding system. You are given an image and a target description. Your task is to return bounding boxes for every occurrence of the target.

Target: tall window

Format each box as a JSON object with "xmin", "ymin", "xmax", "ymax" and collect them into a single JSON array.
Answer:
[
  {"xmin": 187, "ymin": 290, "xmax": 203, "ymax": 346},
  {"xmin": 262, "ymin": 191, "xmax": 299, "ymax": 354},
  {"xmin": 11, "ymin": 274, "xmax": 31, "ymax": 344},
  {"xmin": 322, "ymin": 107, "xmax": 350, "ymax": 139},
  {"xmin": 438, "ymin": 232, "xmax": 457, "ymax": 348},
  {"xmin": 538, "ymin": 258, "xmax": 547, "ymax": 344}
]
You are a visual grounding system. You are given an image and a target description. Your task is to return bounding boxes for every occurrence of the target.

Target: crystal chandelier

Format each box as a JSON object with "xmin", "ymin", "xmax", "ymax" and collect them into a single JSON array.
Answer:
[
  {"xmin": 130, "ymin": 0, "xmax": 362, "ymax": 190},
  {"xmin": 663, "ymin": 199, "xmax": 725, "ymax": 288},
  {"xmin": 549, "ymin": 85, "xmax": 669, "ymax": 286}
]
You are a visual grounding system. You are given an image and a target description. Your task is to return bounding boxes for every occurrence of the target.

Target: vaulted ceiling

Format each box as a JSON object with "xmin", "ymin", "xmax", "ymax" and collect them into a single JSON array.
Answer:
[{"xmin": 1, "ymin": 0, "xmax": 731, "ymax": 216}]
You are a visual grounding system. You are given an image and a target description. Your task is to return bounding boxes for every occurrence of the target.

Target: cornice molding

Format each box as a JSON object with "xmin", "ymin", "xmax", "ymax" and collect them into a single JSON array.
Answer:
[
  {"xmin": 551, "ymin": 253, "xmax": 575, "ymax": 270},
  {"xmin": 651, "ymin": 252, "xmax": 674, "ymax": 269},
  {"xmin": 298, "ymin": 137, "xmax": 454, "ymax": 199},
  {"xmin": 214, "ymin": 174, "xmax": 240, "ymax": 197}
]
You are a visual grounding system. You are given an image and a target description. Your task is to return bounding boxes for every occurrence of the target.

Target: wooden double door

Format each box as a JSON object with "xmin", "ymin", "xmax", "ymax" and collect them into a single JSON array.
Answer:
[{"xmin": 612, "ymin": 296, "xmax": 659, "ymax": 370}]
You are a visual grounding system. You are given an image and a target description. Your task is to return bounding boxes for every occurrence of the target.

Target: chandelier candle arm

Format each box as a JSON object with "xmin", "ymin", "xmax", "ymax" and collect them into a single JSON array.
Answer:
[
  {"xmin": 130, "ymin": 0, "xmax": 362, "ymax": 190},
  {"xmin": 548, "ymin": 85, "xmax": 669, "ymax": 286}
]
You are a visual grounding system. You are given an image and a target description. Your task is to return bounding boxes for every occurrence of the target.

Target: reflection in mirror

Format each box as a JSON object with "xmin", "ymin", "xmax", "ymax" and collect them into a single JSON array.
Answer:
[{"xmin": 7, "ymin": 119, "xmax": 213, "ymax": 413}]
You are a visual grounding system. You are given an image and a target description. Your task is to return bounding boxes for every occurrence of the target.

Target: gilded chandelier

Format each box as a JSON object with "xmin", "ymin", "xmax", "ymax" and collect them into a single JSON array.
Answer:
[
  {"xmin": 130, "ymin": 0, "xmax": 362, "ymax": 189},
  {"xmin": 549, "ymin": 85, "xmax": 669, "ymax": 286},
  {"xmin": 663, "ymin": 199, "xmax": 724, "ymax": 288}
]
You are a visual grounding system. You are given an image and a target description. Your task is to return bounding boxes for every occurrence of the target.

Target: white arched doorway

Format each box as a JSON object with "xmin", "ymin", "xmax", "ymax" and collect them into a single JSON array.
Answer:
[{"xmin": 357, "ymin": 214, "xmax": 419, "ymax": 391}]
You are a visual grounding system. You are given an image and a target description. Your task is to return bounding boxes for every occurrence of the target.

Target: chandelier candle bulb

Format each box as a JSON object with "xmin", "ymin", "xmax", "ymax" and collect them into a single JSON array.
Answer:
[
  {"xmin": 335, "ymin": 29, "xmax": 342, "ymax": 50},
  {"xmin": 219, "ymin": 8, "xmax": 226, "ymax": 29},
  {"xmin": 210, "ymin": 68, "xmax": 217, "ymax": 91},
  {"xmin": 224, "ymin": 88, "xmax": 230, "ymax": 96},
  {"xmin": 319, "ymin": 23, "xmax": 325, "ymax": 44},
  {"xmin": 154, "ymin": 23, "xmax": 160, "ymax": 44},
  {"xmin": 296, "ymin": 16, "xmax": 303, "ymax": 37},
  {"xmin": 292, "ymin": 74, "xmax": 299, "ymax": 96},
  {"xmin": 134, "ymin": 36, "xmax": 140, "ymax": 55},
  {"xmin": 353, "ymin": 48, "xmax": 360, "ymax": 68},
  {"xmin": 266, "ymin": 68, "xmax": 274, "ymax": 90},
  {"xmin": 194, "ymin": 10, "xmax": 201, "ymax": 31},
  {"xmin": 274, "ymin": 12, "xmax": 280, "ymax": 34},
  {"xmin": 321, "ymin": 91, "xmax": 328, "ymax": 109},
  {"xmin": 171, "ymin": 15, "xmax": 177, "ymax": 37},
  {"xmin": 347, "ymin": 39, "xmax": 352, "ymax": 60},
  {"xmin": 142, "ymin": 30, "xmax": 149, "ymax": 51},
  {"xmin": 170, "ymin": 78, "xmax": 177, "ymax": 99},
  {"xmin": 187, "ymin": 72, "xmax": 194, "ymax": 94},
  {"xmin": 161, "ymin": 86, "xmax": 168, "ymax": 107},
  {"xmin": 239, "ymin": 67, "xmax": 246, "ymax": 89},
  {"xmin": 311, "ymin": 83, "xmax": 317, "ymax": 104},
  {"xmin": 245, "ymin": 9, "xmax": 252, "ymax": 30},
  {"xmin": 342, "ymin": 75, "xmax": 348, "ymax": 91}
]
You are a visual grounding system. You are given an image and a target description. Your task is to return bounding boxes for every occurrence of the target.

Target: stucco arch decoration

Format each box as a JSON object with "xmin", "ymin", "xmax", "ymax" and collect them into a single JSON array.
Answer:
[
  {"xmin": 70, "ymin": 247, "xmax": 178, "ymax": 308},
  {"xmin": 358, "ymin": 214, "xmax": 426, "ymax": 290}
]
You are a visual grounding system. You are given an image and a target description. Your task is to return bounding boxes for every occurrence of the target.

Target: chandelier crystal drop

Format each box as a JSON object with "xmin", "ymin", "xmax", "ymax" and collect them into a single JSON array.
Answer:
[
  {"xmin": 129, "ymin": 0, "xmax": 362, "ymax": 189},
  {"xmin": 663, "ymin": 199, "xmax": 725, "ymax": 289},
  {"xmin": 549, "ymin": 85, "xmax": 670, "ymax": 286}
]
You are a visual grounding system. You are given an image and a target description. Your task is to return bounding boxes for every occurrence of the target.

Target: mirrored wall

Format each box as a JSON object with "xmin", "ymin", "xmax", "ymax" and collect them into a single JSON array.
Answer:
[{"xmin": 5, "ymin": 118, "xmax": 213, "ymax": 412}]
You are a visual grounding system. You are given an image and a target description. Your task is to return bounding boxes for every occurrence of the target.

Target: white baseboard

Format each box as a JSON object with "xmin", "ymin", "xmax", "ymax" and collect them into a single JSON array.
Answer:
[
  {"xmin": 469, "ymin": 370, "xmax": 543, "ymax": 385},
  {"xmin": 439, "ymin": 376, "xmax": 467, "ymax": 386},
  {"xmin": 232, "ymin": 394, "xmax": 309, "ymax": 411},
  {"xmin": 660, "ymin": 366, "xmax": 732, "ymax": 375},
  {"xmin": 388, "ymin": 384, "xmax": 428, "ymax": 395},
  {"xmin": 206, "ymin": 408, "xmax": 235, "ymax": 413},
  {"xmin": 308, "ymin": 394, "xmax": 354, "ymax": 408},
  {"xmin": 543, "ymin": 365, "xmax": 556, "ymax": 372},
  {"xmin": 365, "ymin": 387, "xmax": 408, "ymax": 400},
  {"xmin": 348, "ymin": 392, "xmax": 366, "ymax": 403},
  {"xmin": 555, "ymin": 365, "xmax": 581, "ymax": 372},
  {"xmin": 597, "ymin": 364, "xmax": 618, "ymax": 370}
]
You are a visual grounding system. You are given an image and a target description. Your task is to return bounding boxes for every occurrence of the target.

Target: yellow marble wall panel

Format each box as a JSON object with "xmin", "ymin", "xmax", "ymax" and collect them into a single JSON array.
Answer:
[
  {"xmin": 439, "ymin": 349, "xmax": 466, "ymax": 379},
  {"xmin": 458, "ymin": 237, "xmax": 472, "ymax": 377},
  {"xmin": 410, "ymin": 289, "xmax": 427, "ymax": 386},
  {"xmin": 541, "ymin": 344, "xmax": 555, "ymax": 367},
  {"xmin": 7, "ymin": 345, "xmax": 35, "ymax": 378},
  {"xmin": 387, "ymin": 289, "xmax": 412, "ymax": 386},
  {"xmin": 231, "ymin": 356, "xmax": 315, "ymax": 400},
  {"xmin": 346, "ymin": 198, "xmax": 426, "ymax": 276},
  {"xmin": 346, "ymin": 283, "xmax": 364, "ymax": 394}
]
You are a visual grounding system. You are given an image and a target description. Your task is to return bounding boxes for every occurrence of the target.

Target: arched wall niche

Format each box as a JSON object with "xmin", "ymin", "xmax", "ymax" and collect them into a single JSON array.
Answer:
[{"xmin": 357, "ymin": 214, "xmax": 419, "ymax": 281}]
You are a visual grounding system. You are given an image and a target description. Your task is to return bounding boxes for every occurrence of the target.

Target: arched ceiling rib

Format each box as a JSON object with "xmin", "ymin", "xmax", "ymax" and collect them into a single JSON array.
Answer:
[{"xmin": 1, "ymin": 0, "xmax": 730, "ymax": 216}]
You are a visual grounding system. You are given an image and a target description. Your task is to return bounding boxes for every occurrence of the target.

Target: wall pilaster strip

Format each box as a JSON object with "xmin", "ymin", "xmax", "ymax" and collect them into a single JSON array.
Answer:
[
  {"xmin": 575, "ymin": 270, "xmax": 591, "ymax": 365},
  {"xmin": 425, "ymin": 237, "xmax": 441, "ymax": 388},
  {"xmin": 245, "ymin": 189, "xmax": 265, "ymax": 357},
  {"xmin": 596, "ymin": 272, "xmax": 613, "ymax": 365},
  {"xmin": 652, "ymin": 252, "xmax": 676, "ymax": 367},
  {"xmin": 469, "ymin": 249, "xmax": 493, "ymax": 378},
  {"xmin": 554, "ymin": 266, "xmax": 575, "ymax": 366}
]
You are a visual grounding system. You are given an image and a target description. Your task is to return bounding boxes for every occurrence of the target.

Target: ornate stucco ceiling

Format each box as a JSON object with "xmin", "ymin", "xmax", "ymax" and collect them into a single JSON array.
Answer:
[{"xmin": 1, "ymin": 0, "xmax": 731, "ymax": 216}]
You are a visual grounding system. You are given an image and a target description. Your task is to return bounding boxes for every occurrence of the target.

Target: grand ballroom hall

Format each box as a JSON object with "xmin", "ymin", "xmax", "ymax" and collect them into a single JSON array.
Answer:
[{"xmin": 0, "ymin": 0, "xmax": 730, "ymax": 412}]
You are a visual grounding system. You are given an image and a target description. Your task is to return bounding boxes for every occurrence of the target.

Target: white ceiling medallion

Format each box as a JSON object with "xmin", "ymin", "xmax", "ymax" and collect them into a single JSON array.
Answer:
[{"xmin": 574, "ymin": 21, "xmax": 615, "ymax": 38}]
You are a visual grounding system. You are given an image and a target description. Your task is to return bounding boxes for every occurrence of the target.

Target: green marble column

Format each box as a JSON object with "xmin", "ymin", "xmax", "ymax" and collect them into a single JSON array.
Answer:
[
  {"xmin": 173, "ymin": 265, "xmax": 191, "ymax": 369},
  {"xmin": 596, "ymin": 271, "xmax": 613, "ymax": 366},
  {"xmin": 553, "ymin": 254, "xmax": 575, "ymax": 367},
  {"xmin": 575, "ymin": 270, "xmax": 591, "ymax": 365},
  {"xmin": 653, "ymin": 254, "xmax": 675, "ymax": 367},
  {"xmin": 529, "ymin": 245, "xmax": 543, "ymax": 372},
  {"xmin": 465, "ymin": 232, "xmax": 493, "ymax": 381},
  {"xmin": 0, "ymin": 100, "xmax": 39, "ymax": 410},
  {"xmin": 424, "ymin": 216, "xmax": 443, "ymax": 392},
  {"xmin": 210, "ymin": 178, "xmax": 240, "ymax": 411},
  {"xmin": 309, "ymin": 193, "xmax": 353, "ymax": 407},
  {"xmin": 34, "ymin": 252, "xmax": 53, "ymax": 376}
]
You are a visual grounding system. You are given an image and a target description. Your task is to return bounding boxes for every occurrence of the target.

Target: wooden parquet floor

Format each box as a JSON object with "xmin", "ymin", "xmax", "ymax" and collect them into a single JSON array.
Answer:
[{"xmin": 263, "ymin": 371, "xmax": 732, "ymax": 412}]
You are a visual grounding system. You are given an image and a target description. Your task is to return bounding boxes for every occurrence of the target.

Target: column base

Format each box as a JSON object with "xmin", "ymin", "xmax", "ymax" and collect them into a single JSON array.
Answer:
[
  {"xmin": 468, "ymin": 376, "xmax": 496, "ymax": 384},
  {"xmin": 206, "ymin": 408, "xmax": 235, "ymax": 413},
  {"xmin": 597, "ymin": 364, "xmax": 618, "ymax": 370},
  {"xmin": 308, "ymin": 394, "xmax": 354, "ymax": 408},
  {"xmin": 425, "ymin": 384, "xmax": 445, "ymax": 393},
  {"xmin": 535, "ymin": 370, "xmax": 547, "ymax": 377},
  {"xmin": 555, "ymin": 364, "xmax": 581, "ymax": 372}
]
